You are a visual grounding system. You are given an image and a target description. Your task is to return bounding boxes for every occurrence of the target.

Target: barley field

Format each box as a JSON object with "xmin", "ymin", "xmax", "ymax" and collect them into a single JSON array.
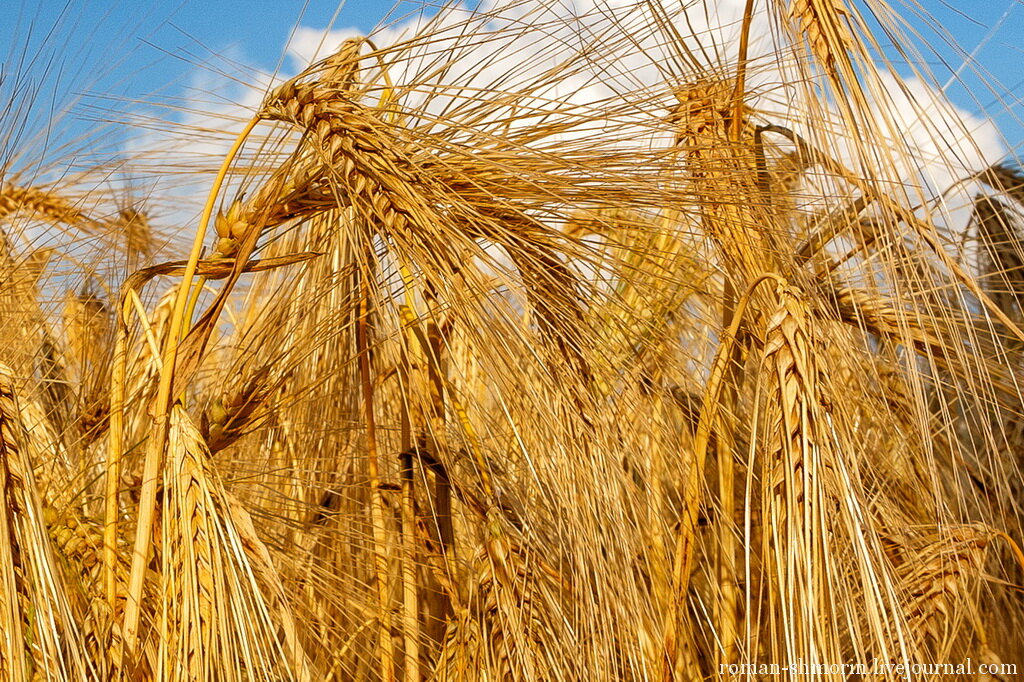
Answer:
[{"xmin": 0, "ymin": 0, "xmax": 1022, "ymax": 679}]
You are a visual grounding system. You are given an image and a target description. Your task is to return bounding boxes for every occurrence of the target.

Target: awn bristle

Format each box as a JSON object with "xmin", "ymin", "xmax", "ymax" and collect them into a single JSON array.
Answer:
[
  {"xmin": 785, "ymin": 0, "xmax": 855, "ymax": 76},
  {"xmin": 161, "ymin": 405, "xmax": 309, "ymax": 681},
  {"xmin": 0, "ymin": 366, "xmax": 93, "ymax": 681},
  {"xmin": 4, "ymin": 0, "xmax": 1024, "ymax": 679},
  {"xmin": 0, "ymin": 183, "xmax": 98, "ymax": 231}
]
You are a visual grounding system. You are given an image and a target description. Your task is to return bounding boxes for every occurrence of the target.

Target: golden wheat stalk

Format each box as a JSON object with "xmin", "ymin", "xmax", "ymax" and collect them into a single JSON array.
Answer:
[
  {"xmin": 889, "ymin": 524, "xmax": 992, "ymax": 653},
  {"xmin": 0, "ymin": 366, "xmax": 95, "ymax": 681},
  {"xmin": 355, "ymin": 257, "xmax": 399, "ymax": 682},
  {"xmin": 161, "ymin": 405, "xmax": 309, "ymax": 681},
  {"xmin": 4, "ymin": 1, "xmax": 1024, "ymax": 679},
  {"xmin": 0, "ymin": 183, "xmax": 99, "ymax": 231},
  {"xmin": 785, "ymin": 0, "xmax": 855, "ymax": 76},
  {"xmin": 756, "ymin": 282, "xmax": 838, "ymax": 667}
]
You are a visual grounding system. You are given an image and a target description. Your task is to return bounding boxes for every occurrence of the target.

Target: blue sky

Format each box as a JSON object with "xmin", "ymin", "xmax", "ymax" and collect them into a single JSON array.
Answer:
[{"xmin": 1, "ymin": 0, "xmax": 1021, "ymax": 158}]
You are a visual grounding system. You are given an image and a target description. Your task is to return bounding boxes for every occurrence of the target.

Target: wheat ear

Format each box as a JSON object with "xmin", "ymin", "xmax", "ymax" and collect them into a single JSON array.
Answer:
[{"xmin": 0, "ymin": 366, "xmax": 95, "ymax": 680}]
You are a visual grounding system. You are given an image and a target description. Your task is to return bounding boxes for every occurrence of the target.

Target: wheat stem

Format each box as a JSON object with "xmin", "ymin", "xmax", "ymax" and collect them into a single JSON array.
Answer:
[
  {"xmin": 103, "ymin": 304, "xmax": 128, "ymax": 614},
  {"xmin": 731, "ymin": 0, "xmax": 758, "ymax": 140},
  {"xmin": 120, "ymin": 115, "xmax": 261, "ymax": 665},
  {"xmin": 397, "ymin": 312, "xmax": 422, "ymax": 682},
  {"xmin": 356, "ymin": 255, "xmax": 397, "ymax": 682},
  {"xmin": 663, "ymin": 272, "xmax": 783, "ymax": 680}
]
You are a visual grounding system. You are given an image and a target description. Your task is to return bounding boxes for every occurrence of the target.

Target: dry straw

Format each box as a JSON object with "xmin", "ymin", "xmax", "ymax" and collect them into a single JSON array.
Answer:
[{"xmin": 1, "ymin": 0, "xmax": 1024, "ymax": 679}]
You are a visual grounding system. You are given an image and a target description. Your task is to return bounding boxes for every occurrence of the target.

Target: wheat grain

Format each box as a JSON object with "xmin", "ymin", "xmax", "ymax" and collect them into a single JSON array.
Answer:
[
  {"xmin": 785, "ymin": 0, "xmax": 855, "ymax": 75},
  {"xmin": 0, "ymin": 183, "xmax": 98, "ymax": 230},
  {"xmin": 162, "ymin": 405, "xmax": 308, "ymax": 681},
  {"xmin": 0, "ymin": 366, "xmax": 95, "ymax": 680}
]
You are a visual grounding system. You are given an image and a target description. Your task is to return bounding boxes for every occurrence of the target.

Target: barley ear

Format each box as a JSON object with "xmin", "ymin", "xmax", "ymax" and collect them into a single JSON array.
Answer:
[{"xmin": 0, "ymin": 366, "xmax": 95, "ymax": 680}]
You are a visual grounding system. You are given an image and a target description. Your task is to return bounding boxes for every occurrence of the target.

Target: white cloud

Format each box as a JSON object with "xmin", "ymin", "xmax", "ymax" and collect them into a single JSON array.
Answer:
[
  {"xmin": 123, "ymin": 0, "xmax": 1008, "ymax": 259},
  {"xmin": 286, "ymin": 26, "xmax": 362, "ymax": 70}
]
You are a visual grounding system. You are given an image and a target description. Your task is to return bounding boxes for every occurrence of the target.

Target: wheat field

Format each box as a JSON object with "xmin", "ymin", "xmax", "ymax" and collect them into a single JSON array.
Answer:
[{"xmin": 0, "ymin": 0, "xmax": 1022, "ymax": 679}]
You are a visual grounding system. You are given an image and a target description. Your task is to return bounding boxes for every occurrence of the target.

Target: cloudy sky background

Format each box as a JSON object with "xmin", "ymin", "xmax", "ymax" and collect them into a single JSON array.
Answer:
[
  {"xmin": 0, "ymin": 0, "xmax": 1020, "ymax": 253},
  {"xmin": 1, "ymin": 0, "xmax": 1020, "ymax": 147}
]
